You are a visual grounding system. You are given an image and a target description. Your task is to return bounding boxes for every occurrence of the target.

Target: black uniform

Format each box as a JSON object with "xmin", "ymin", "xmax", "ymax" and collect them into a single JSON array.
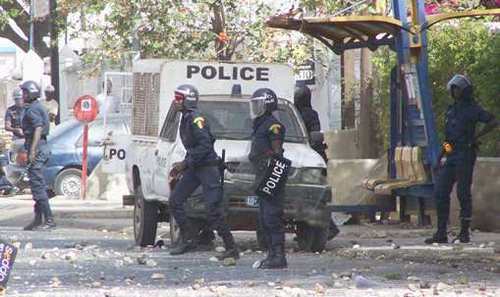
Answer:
[
  {"xmin": 249, "ymin": 114, "xmax": 286, "ymax": 252},
  {"xmin": 434, "ymin": 99, "xmax": 494, "ymax": 232},
  {"xmin": 170, "ymin": 108, "xmax": 236, "ymax": 256}
]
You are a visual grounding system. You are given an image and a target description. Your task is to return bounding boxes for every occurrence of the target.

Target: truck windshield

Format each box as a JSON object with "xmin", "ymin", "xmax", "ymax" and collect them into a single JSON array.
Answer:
[{"xmin": 198, "ymin": 100, "xmax": 306, "ymax": 143}]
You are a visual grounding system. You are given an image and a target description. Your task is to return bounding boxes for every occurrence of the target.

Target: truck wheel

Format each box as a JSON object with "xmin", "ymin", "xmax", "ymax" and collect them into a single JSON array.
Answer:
[
  {"xmin": 256, "ymin": 219, "xmax": 268, "ymax": 251},
  {"xmin": 134, "ymin": 185, "xmax": 158, "ymax": 247},
  {"xmin": 54, "ymin": 168, "xmax": 82, "ymax": 199},
  {"xmin": 296, "ymin": 222, "xmax": 328, "ymax": 253}
]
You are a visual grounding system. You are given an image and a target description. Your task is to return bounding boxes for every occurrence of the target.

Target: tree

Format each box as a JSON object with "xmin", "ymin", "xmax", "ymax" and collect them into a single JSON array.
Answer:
[
  {"xmin": 56, "ymin": 0, "xmax": 318, "ymax": 72},
  {"xmin": 0, "ymin": 1, "xmax": 51, "ymax": 57}
]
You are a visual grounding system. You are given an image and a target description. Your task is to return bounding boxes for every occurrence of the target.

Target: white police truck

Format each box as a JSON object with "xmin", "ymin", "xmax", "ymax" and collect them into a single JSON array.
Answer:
[{"xmin": 103, "ymin": 60, "xmax": 333, "ymax": 252}]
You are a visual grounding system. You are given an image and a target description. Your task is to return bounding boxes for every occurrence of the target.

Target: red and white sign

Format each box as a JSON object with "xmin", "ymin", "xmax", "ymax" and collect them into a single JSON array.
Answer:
[
  {"xmin": 73, "ymin": 95, "xmax": 99, "ymax": 123},
  {"xmin": 73, "ymin": 95, "xmax": 99, "ymax": 200}
]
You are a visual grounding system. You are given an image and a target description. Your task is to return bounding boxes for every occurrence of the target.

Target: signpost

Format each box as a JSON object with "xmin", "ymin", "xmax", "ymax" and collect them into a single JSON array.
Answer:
[{"xmin": 73, "ymin": 95, "xmax": 99, "ymax": 200}]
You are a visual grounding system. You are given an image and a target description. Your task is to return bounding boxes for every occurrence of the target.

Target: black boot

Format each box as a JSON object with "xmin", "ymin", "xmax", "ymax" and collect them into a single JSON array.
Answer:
[
  {"xmin": 38, "ymin": 217, "xmax": 56, "ymax": 230},
  {"xmin": 170, "ymin": 225, "xmax": 195, "ymax": 255},
  {"xmin": 23, "ymin": 204, "xmax": 43, "ymax": 231},
  {"xmin": 216, "ymin": 232, "xmax": 239, "ymax": 260},
  {"xmin": 452, "ymin": 219, "xmax": 470, "ymax": 243},
  {"xmin": 258, "ymin": 245, "xmax": 287, "ymax": 269},
  {"xmin": 425, "ymin": 216, "xmax": 448, "ymax": 244}
]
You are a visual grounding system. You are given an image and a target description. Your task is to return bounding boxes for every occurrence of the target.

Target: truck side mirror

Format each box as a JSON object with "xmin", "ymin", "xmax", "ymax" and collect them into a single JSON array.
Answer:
[{"xmin": 310, "ymin": 131, "xmax": 324, "ymax": 144}]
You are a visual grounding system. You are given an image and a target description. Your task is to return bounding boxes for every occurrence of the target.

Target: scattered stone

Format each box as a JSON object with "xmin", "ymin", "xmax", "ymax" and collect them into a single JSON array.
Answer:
[
  {"xmin": 252, "ymin": 260, "xmax": 261, "ymax": 269},
  {"xmin": 215, "ymin": 246, "xmax": 226, "ymax": 253},
  {"xmin": 209, "ymin": 256, "xmax": 219, "ymax": 262},
  {"xmin": 64, "ymin": 252, "xmax": 77, "ymax": 261},
  {"xmin": 479, "ymin": 243, "xmax": 486, "ymax": 248},
  {"xmin": 247, "ymin": 281, "xmax": 255, "ymax": 287},
  {"xmin": 145, "ymin": 259, "xmax": 157, "ymax": 267},
  {"xmin": 457, "ymin": 276, "xmax": 469, "ymax": 285},
  {"xmin": 41, "ymin": 252, "xmax": 50, "ymax": 260},
  {"xmin": 436, "ymin": 282, "xmax": 452, "ymax": 291},
  {"xmin": 136, "ymin": 254, "xmax": 148, "ymax": 265},
  {"xmin": 244, "ymin": 249, "xmax": 252, "ymax": 254},
  {"xmin": 268, "ymin": 282, "xmax": 276, "ymax": 287},
  {"xmin": 353, "ymin": 244, "xmax": 361, "ymax": 249},
  {"xmin": 407, "ymin": 276, "xmax": 420, "ymax": 282},
  {"xmin": 331, "ymin": 273, "xmax": 338, "ymax": 279},
  {"xmin": 375, "ymin": 254, "xmax": 385, "ymax": 261},
  {"xmin": 333, "ymin": 281, "xmax": 344, "ymax": 288},
  {"xmin": 315, "ymin": 283, "xmax": 326, "ymax": 295},
  {"xmin": 223, "ymin": 257, "xmax": 236, "ymax": 267},
  {"xmin": 91, "ymin": 281, "xmax": 102, "ymax": 288},
  {"xmin": 101, "ymin": 229, "xmax": 109, "ymax": 233},
  {"xmin": 408, "ymin": 284, "xmax": 419, "ymax": 291},
  {"xmin": 192, "ymin": 283, "xmax": 201, "ymax": 290},
  {"xmin": 151, "ymin": 273, "xmax": 166, "ymax": 280},
  {"xmin": 123, "ymin": 256, "xmax": 134, "ymax": 264},
  {"xmin": 50, "ymin": 277, "xmax": 61, "ymax": 288},
  {"xmin": 354, "ymin": 275, "xmax": 378, "ymax": 288}
]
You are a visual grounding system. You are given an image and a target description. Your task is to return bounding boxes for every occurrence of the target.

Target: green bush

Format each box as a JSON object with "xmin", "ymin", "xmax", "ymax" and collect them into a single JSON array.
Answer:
[{"xmin": 373, "ymin": 20, "xmax": 500, "ymax": 156}]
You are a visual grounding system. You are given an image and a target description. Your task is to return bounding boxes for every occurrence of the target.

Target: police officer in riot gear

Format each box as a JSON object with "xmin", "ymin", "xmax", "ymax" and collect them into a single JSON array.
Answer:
[
  {"xmin": 168, "ymin": 84, "xmax": 239, "ymax": 260},
  {"xmin": 249, "ymin": 88, "xmax": 287, "ymax": 269},
  {"xmin": 294, "ymin": 85, "xmax": 340, "ymax": 240},
  {"xmin": 5, "ymin": 88, "xmax": 25, "ymax": 140},
  {"xmin": 425, "ymin": 75, "xmax": 497, "ymax": 244},
  {"xmin": 20, "ymin": 81, "xmax": 55, "ymax": 231}
]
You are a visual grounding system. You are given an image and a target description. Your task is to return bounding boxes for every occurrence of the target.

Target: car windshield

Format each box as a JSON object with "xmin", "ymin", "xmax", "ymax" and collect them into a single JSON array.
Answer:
[{"xmin": 197, "ymin": 99, "xmax": 307, "ymax": 143}]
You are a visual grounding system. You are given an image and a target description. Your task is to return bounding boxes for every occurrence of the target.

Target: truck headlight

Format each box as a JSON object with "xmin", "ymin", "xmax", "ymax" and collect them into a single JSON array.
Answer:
[{"xmin": 300, "ymin": 168, "xmax": 326, "ymax": 185}]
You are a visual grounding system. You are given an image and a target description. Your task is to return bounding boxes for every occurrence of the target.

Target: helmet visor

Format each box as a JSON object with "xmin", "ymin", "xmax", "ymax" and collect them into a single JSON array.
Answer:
[{"xmin": 249, "ymin": 97, "xmax": 266, "ymax": 119}]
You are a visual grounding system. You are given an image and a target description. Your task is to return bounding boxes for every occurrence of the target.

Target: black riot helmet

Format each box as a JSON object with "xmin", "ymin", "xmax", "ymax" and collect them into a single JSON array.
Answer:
[
  {"xmin": 250, "ymin": 88, "xmax": 278, "ymax": 119},
  {"xmin": 20, "ymin": 80, "xmax": 41, "ymax": 102},
  {"xmin": 175, "ymin": 84, "xmax": 199, "ymax": 110},
  {"xmin": 447, "ymin": 74, "xmax": 473, "ymax": 101},
  {"xmin": 294, "ymin": 85, "xmax": 312, "ymax": 109}
]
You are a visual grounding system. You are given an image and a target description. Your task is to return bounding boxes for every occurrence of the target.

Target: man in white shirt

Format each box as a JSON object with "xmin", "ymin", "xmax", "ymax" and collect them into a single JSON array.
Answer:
[{"xmin": 43, "ymin": 85, "xmax": 59, "ymax": 128}]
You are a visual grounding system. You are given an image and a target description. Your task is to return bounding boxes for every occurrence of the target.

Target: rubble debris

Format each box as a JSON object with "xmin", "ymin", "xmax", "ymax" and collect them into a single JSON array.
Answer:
[
  {"xmin": 223, "ymin": 257, "xmax": 236, "ymax": 266},
  {"xmin": 136, "ymin": 254, "xmax": 148, "ymax": 265},
  {"xmin": 151, "ymin": 273, "xmax": 166, "ymax": 280},
  {"xmin": 353, "ymin": 275, "xmax": 378, "ymax": 288}
]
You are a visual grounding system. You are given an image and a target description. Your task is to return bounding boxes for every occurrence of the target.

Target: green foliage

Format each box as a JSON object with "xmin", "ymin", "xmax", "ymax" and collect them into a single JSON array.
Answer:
[
  {"xmin": 373, "ymin": 20, "xmax": 500, "ymax": 156},
  {"xmin": 60, "ymin": 0, "xmax": 316, "ymax": 72}
]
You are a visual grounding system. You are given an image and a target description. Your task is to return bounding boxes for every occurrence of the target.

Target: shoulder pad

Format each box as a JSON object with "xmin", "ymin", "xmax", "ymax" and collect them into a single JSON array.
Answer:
[
  {"xmin": 193, "ymin": 116, "xmax": 206, "ymax": 129},
  {"xmin": 269, "ymin": 123, "xmax": 282, "ymax": 134}
]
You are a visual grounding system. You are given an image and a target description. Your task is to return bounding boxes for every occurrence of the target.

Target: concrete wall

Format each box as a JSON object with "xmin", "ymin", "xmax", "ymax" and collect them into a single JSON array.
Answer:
[
  {"xmin": 450, "ymin": 158, "xmax": 500, "ymax": 232},
  {"xmin": 325, "ymin": 129, "xmax": 362, "ymax": 159},
  {"xmin": 327, "ymin": 157, "xmax": 387, "ymax": 206},
  {"xmin": 327, "ymin": 156, "xmax": 500, "ymax": 231}
]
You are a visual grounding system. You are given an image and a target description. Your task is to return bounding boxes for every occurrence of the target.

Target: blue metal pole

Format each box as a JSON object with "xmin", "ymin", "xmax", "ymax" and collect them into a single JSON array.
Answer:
[{"xmin": 414, "ymin": 0, "xmax": 440, "ymax": 171}]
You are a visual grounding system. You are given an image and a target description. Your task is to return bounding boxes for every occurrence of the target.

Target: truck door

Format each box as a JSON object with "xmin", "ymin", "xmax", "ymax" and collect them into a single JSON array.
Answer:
[{"xmin": 152, "ymin": 105, "xmax": 183, "ymax": 197}]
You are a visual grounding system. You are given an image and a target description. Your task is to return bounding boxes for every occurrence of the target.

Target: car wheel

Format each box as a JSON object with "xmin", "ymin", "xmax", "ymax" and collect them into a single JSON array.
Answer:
[
  {"xmin": 296, "ymin": 222, "xmax": 328, "ymax": 253},
  {"xmin": 134, "ymin": 185, "xmax": 158, "ymax": 247},
  {"xmin": 54, "ymin": 168, "xmax": 82, "ymax": 199}
]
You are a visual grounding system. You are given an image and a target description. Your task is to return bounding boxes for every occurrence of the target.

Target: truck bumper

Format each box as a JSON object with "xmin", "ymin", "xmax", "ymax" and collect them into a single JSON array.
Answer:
[{"xmin": 184, "ymin": 179, "xmax": 332, "ymax": 228}]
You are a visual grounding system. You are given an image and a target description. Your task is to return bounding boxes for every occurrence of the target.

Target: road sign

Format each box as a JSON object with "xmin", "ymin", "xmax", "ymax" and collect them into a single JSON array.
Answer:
[
  {"xmin": 73, "ymin": 95, "xmax": 99, "ymax": 200},
  {"xmin": 74, "ymin": 95, "xmax": 99, "ymax": 123}
]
